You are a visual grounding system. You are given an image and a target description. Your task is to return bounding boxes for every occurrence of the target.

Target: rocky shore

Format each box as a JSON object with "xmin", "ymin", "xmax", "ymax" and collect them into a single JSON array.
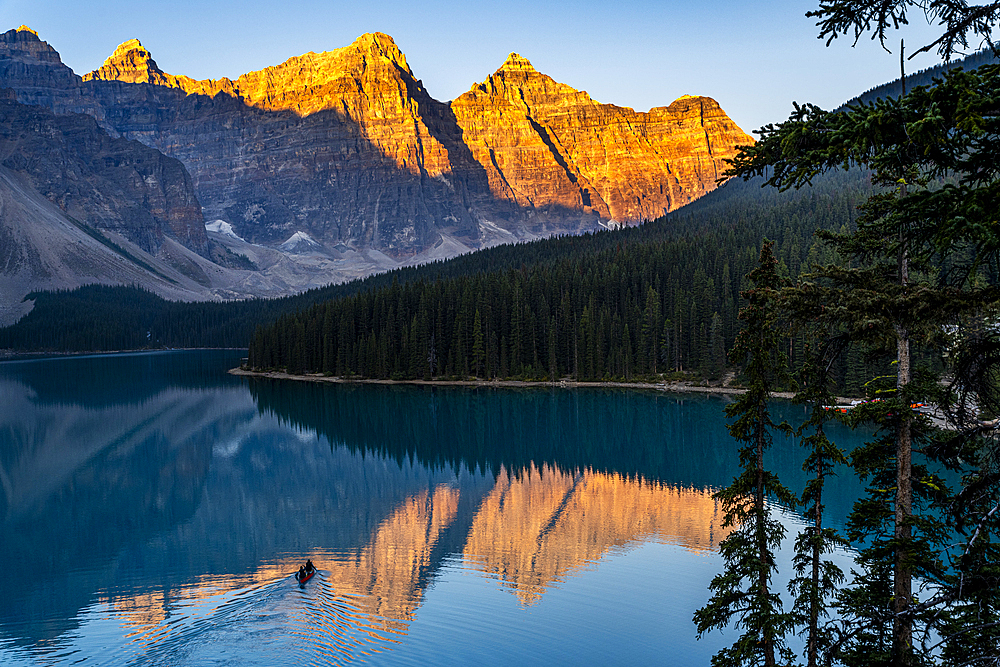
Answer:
[{"xmin": 228, "ymin": 367, "xmax": 799, "ymax": 399}]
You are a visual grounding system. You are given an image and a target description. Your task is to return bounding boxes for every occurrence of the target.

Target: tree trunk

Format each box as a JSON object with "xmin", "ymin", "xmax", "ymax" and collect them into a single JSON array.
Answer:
[
  {"xmin": 758, "ymin": 395, "xmax": 776, "ymax": 667},
  {"xmin": 809, "ymin": 465, "xmax": 822, "ymax": 667},
  {"xmin": 894, "ymin": 231, "xmax": 913, "ymax": 664},
  {"xmin": 894, "ymin": 324, "xmax": 913, "ymax": 664}
]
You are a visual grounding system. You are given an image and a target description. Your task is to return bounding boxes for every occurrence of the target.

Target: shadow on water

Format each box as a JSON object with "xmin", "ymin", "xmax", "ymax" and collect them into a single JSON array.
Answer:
[
  {"xmin": 247, "ymin": 377, "xmax": 867, "ymax": 520},
  {"xmin": 0, "ymin": 349, "xmax": 246, "ymax": 408}
]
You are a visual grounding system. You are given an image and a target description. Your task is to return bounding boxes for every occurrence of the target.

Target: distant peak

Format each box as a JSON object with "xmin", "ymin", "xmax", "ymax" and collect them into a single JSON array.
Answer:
[
  {"xmin": 350, "ymin": 32, "xmax": 409, "ymax": 69},
  {"xmin": 357, "ymin": 32, "xmax": 397, "ymax": 49},
  {"xmin": 2, "ymin": 25, "xmax": 45, "ymax": 43},
  {"xmin": 667, "ymin": 95, "xmax": 719, "ymax": 111},
  {"xmin": 1, "ymin": 25, "xmax": 62, "ymax": 62},
  {"xmin": 83, "ymin": 38, "xmax": 167, "ymax": 84},
  {"xmin": 113, "ymin": 38, "xmax": 145, "ymax": 56},
  {"xmin": 500, "ymin": 53, "xmax": 536, "ymax": 72}
]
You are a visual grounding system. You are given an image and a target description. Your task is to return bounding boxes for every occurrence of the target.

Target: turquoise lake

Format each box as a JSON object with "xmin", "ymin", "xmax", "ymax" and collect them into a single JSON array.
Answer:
[{"xmin": 0, "ymin": 350, "xmax": 870, "ymax": 666}]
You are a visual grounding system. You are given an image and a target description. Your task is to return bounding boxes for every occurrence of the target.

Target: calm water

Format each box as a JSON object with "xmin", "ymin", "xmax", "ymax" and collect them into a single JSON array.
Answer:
[{"xmin": 0, "ymin": 350, "xmax": 869, "ymax": 666}]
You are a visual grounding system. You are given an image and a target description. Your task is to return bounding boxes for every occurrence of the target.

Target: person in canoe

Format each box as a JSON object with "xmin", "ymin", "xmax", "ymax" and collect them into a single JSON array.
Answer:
[{"xmin": 297, "ymin": 561, "xmax": 317, "ymax": 583}]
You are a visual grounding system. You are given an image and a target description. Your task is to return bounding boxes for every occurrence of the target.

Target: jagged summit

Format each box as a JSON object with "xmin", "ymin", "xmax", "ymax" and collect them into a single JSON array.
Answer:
[
  {"xmin": 500, "ymin": 53, "xmax": 536, "ymax": 72},
  {"xmin": 467, "ymin": 50, "xmax": 580, "ymax": 105},
  {"xmin": 0, "ymin": 25, "xmax": 64, "ymax": 66},
  {"xmin": 351, "ymin": 32, "xmax": 409, "ymax": 70},
  {"xmin": 2, "ymin": 25, "xmax": 46, "ymax": 47},
  {"xmin": 77, "ymin": 31, "xmax": 419, "ymax": 116},
  {"xmin": 82, "ymin": 38, "xmax": 171, "ymax": 85},
  {"xmin": 112, "ymin": 38, "xmax": 143, "ymax": 56}
]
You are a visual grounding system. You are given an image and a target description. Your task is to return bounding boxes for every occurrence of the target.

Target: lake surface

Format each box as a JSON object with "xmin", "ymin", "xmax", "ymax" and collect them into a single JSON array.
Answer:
[{"xmin": 0, "ymin": 350, "xmax": 869, "ymax": 666}]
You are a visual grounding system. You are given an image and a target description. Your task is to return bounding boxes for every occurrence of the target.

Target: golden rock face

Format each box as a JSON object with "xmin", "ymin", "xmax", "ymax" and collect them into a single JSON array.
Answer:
[
  {"xmin": 5, "ymin": 29, "xmax": 753, "ymax": 256},
  {"xmin": 450, "ymin": 53, "xmax": 753, "ymax": 222},
  {"xmin": 82, "ymin": 39, "xmax": 166, "ymax": 85},
  {"xmin": 83, "ymin": 33, "xmax": 421, "ymax": 119},
  {"xmin": 80, "ymin": 34, "xmax": 752, "ymax": 229}
]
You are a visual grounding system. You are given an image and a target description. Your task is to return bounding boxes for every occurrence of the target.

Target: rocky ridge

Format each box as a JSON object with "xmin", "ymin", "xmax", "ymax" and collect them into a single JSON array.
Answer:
[
  {"xmin": 84, "ymin": 33, "xmax": 420, "ymax": 117},
  {"xmin": 0, "ymin": 26, "xmax": 753, "ymax": 261},
  {"xmin": 0, "ymin": 89, "xmax": 405, "ymax": 324},
  {"xmin": 0, "ymin": 94, "xmax": 207, "ymax": 255},
  {"xmin": 451, "ymin": 53, "xmax": 749, "ymax": 223},
  {"xmin": 81, "ymin": 38, "xmax": 181, "ymax": 87}
]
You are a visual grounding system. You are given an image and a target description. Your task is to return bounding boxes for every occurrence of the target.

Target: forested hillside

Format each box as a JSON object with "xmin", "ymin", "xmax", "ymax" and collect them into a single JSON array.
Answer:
[
  {"xmin": 844, "ymin": 47, "xmax": 1000, "ymax": 107},
  {"xmin": 0, "ymin": 167, "xmax": 869, "ymax": 362},
  {"xmin": 245, "ymin": 169, "xmax": 883, "ymax": 390}
]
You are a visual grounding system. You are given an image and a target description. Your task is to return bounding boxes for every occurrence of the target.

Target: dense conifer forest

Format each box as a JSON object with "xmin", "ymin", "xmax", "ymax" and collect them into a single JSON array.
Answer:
[
  {"xmin": 243, "ymin": 170, "xmax": 880, "ymax": 389},
  {"xmin": 843, "ymin": 47, "xmax": 1000, "ymax": 107},
  {"xmin": 1, "ymin": 169, "xmax": 872, "ymax": 389}
]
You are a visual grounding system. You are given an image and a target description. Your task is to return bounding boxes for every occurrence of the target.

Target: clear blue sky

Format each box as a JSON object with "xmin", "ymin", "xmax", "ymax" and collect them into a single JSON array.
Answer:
[{"xmin": 2, "ymin": 0, "xmax": 954, "ymax": 133}]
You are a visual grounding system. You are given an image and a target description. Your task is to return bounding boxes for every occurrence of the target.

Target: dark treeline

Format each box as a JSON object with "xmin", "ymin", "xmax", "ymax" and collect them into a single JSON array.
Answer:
[
  {"xmin": 0, "ymin": 218, "xmax": 726, "ymax": 352},
  {"xmin": 248, "ymin": 170, "xmax": 885, "ymax": 392},
  {"xmin": 3, "ymin": 169, "xmax": 866, "ymax": 366},
  {"xmin": 842, "ymin": 48, "xmax": 1000, "ymax": 108},
  {"xmin": 0, "ymin": 217, "xmax": 742, "ymax": 352}
]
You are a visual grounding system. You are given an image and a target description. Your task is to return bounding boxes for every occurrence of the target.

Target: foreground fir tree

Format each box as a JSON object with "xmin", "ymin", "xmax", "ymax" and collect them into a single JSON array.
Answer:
[
  {"xmin": 835, "ymin": 391, "xmax": 951, "ymax": 666},
  {"xmin": 694, "ymin": 241, "xmax": 797, "ymax": 667},
  {"xmin": 788, "ymin": 339, "xmax": 850, "ymax": 667},
  {"xmin": 727, "ymin": 57, "xmax": 1000, "ymax": 667},
  {"xmin": 924, "ymin": 324, "xmax": 1000, "ymax": 667}
]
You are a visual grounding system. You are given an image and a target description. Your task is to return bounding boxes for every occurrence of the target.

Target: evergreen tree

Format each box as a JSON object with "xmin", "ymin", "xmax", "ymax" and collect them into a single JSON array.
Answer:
[
  {"xmin": 694, "ymin": 241, "xmax": 798, "ymax": 667},
  {"xmin": 729, "ymin": 43, "xmax": 1000, "ymax": 667},
  {"xmin": 708, "ymin": 312, "xmax": 727, "ymax": 381},
  {"xmin": 472, "ymin": 308, "xmax": 485, "ymax": 377},
  {"xmin": 789, "ymin": 338, "xmax": 850, "ymax": 667}
]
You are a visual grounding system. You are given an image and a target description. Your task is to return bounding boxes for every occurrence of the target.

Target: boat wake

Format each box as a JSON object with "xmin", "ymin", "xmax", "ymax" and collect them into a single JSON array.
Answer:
[{"xmin": 101, "ymin": 572, "xmax": 401, "ymax": 666}]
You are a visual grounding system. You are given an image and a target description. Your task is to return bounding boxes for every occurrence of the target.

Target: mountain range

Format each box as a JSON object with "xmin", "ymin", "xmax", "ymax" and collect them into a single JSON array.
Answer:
[{"xmin": 0, "ymin": 26, "xmax": 752, "ymax": 324}]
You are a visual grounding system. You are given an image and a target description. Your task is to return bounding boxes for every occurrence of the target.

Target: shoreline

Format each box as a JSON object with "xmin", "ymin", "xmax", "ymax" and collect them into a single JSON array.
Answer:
[
  {"xmin": 228, "ymin": 367, "xmax": 802, "ymax": 399},
  {"xmin": 0, "ymin": 347, "xmax": 246, "ymax": 361},
  {"xmin": 230, "ymin": 369, "xmax": 962, "ymax": 428}
]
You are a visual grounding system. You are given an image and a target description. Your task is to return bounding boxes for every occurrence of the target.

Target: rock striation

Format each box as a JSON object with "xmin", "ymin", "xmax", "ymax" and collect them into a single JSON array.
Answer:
[
  {"xmin": 451, "ymin": 54, "xmax": 750, "ymax": 224},
  {"xmin": 0, "ymin": 26, "xmax": 753, "ymax": 263},
  {"xmin": 81, "ymin": 38, "xmax": 178, "ymax": 86},
  {"xmin": 0, "ymin": 94, "xmax": 206, "ymax": 255}
]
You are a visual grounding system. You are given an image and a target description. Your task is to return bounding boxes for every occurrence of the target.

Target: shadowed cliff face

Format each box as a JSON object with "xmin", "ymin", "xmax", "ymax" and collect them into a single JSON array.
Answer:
[
  {"xmin": 0, "ymin": 27, "xmax": 753, "ymax": 259},
  {"xmin": 0, "ymin": 96, "xmax": 207, "ymax": 255},
  {"xmin": 82, "ymin": 32, "xmax": 487, "ymax": 252}
]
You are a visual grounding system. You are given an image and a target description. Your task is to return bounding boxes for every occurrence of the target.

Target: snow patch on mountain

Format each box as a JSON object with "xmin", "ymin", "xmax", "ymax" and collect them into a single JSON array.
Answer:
[
  {"xmin": 205, "ymin": 219, "xmax": 245, "ymax": 242},
  {"xmin": 279, "ymin": 231, "xmax": 323, "ymax": 253}
]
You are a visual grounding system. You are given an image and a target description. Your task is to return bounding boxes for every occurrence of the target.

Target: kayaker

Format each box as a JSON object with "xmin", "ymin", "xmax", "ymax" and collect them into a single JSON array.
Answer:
[
  {"xmin": 298, "ymin": 566, "xmax": 307, "ymax": 580},
  {"xmin": 305, "ymin": 559, "xmax": 315, "ymax": 573}
]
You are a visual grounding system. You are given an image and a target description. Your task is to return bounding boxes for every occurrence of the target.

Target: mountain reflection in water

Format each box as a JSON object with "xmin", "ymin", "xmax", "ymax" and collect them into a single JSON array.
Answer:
[{"xmin": 0, "ymin": 351, "xmax": 866, "ymax": 665}]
